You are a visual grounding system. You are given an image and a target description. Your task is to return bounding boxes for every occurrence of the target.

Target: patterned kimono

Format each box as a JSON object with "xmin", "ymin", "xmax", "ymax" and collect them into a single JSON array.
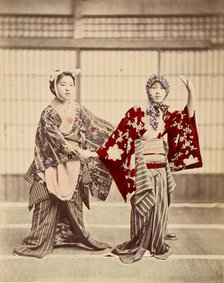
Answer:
[
  {"xmin": 14, "ymin": 102, "xmax": 113, "ymax": 258},
  {"xmin": 97, "ymin": 104, "xmax": 202, "ymax": 263}
]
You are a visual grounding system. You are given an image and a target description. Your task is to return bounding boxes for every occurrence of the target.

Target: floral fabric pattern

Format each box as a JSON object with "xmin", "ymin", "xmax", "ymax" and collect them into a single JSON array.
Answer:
[
  {"xmin": 97, "ymin": 106, "xmax": 146, "ymax": 200},
  {"xmin": 163, "ymin": 106, "xmax": 202, "ymax": 171},
  {"xmin": 27, "ymin": 103, "xmax": 114, "ymax": 202},
  {"xmin": 97, "ymin": 105, "xmax": 202, "ymax": 201}
]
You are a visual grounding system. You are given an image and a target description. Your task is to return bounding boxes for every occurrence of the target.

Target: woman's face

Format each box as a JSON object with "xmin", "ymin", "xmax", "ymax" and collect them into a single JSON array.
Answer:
[
  {"xmin": 56, "ymin": 75, "xmax": 75, "ymax": 102},
  {"xmin": 148, "ymin": 82, "xmax": 167, "ymax": 103}
]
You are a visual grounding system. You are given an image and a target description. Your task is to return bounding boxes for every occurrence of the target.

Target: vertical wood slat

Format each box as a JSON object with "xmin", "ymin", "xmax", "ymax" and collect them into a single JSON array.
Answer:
[
  {"xmin": 80, "ymin": 50, "xmax": 158, "ymax": 125},
  {"xmin": 160, "ymin": 50, "xmax": 224, "ymax": 174},
  {"xmin": 1, "ymin": 173, "xmax": 224, "ymax": 203},
  {"xmin": 1, "ymin": 49, "xmax": 224, "ymax": 176},
  {"xmin": 1, "ymin": 49, "xmax": 77, "ymax": 174}
]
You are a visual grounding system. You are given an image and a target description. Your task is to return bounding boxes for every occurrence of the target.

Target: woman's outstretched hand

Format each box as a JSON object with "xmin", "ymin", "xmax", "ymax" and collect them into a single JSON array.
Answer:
[
  {"xmin": 179, "ymin": 75, "xmax": 195, "ymax": 117},
  {"xmin": 180, "ymin": 75, "xmax": 195, "ymax": 94},
  {"xmin": 77, "ymin": 148, "xmax": 98, "ymax": 161}
]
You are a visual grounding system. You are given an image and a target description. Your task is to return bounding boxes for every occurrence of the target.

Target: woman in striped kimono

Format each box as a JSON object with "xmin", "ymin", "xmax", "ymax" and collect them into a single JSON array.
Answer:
[
  {"xmin": 97, "ymin": 74, "xmax": 202, "ymax": 263},
  {"xmin": 14, "ymin": 69, "xmax": 113, "ymax": 258}
]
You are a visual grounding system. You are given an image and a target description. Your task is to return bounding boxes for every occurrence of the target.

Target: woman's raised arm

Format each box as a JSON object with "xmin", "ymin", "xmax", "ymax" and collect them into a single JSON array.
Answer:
[{"xmin": 180, "ymin": 75, "xmax": 195, "ymax": 117}]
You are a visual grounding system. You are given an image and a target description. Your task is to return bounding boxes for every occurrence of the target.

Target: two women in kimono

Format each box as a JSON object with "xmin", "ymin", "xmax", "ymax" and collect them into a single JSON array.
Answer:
[{"xmin": 14, "ymin": 70, "xmax": 202, "ymax": 263}]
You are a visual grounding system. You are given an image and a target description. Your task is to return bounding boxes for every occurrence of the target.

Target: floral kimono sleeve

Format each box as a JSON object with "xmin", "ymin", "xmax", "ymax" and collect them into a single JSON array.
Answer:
[
  {"xmin": 78, "ymin": 105, "xmax": 114, "ymax": 201},
  {"xmin": 34, "ymin": 108, "xmax": 79, "ymax": 172},
  {"xmin": 97, "ymin": 106, "xmax": 146, "ymax": 201},
  {"xmin": 79, "ymin": 105, "xmax": 114, "ymax": 149},
  {"xmin": 164, "ymin": 106, "xmax": 203, "ymax": 171}
]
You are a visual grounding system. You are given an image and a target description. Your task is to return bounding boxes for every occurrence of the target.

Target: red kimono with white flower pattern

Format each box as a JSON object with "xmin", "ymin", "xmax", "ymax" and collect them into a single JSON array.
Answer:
[{"xmin": 97, "ymin": 105, "xmax": 202, "ymax": 201}]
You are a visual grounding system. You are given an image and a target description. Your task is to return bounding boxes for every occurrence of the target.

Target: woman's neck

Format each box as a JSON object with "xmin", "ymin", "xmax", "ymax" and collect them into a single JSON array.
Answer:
[
  {"xmin": 50, "ymin": 97, "xmax": 71, "ymax": 117},
  {"xmin": 52, "ymin": 97, "xmax": 70, "ymax": 108}
]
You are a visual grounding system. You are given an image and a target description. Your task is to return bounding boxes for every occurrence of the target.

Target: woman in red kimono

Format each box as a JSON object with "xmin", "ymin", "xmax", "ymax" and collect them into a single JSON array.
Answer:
[
  {"xmin": 97, "ymin": 74, "xmax": 202, "ymax": 263},
  {"xmin": 14, "ymin": 69, "xmax": 113, "ymax": 258}
]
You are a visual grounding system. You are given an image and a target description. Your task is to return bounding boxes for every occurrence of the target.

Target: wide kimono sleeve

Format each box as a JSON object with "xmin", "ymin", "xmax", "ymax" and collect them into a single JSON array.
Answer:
[
  {"xmin": 34, "ymin": 107, "xmax": 80, "ymax": 172},
  {"xmin": 26, "ymin": 105, "xmax": 114, "ymax": 206},
  {"xmin": 78, "ymin": 105, "xmax": 115, "ymax": 201},
  {"xmin": 79, "ymin": 105, "xmax": 114, "ymax": 146},
  {"xmin": 97, "ymin": 106, "xmax": 146, "ymax": 201},
  {"xmin": 164, "ymin": 106, "xmax": 203, "ymax": 171}
]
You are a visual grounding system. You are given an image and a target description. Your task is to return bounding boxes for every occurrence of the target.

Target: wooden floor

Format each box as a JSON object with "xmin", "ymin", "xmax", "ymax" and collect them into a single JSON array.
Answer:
[{"xmin": 0, "ymin": 202, "xmax": 224, "ymax": 283}]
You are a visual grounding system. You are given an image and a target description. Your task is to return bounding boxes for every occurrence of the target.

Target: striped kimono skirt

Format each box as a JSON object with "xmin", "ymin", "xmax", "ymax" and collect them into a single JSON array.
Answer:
[
  {"xmin": 13, "ymin": 175, "xmax": 110, "ymax": 258},
  {"xmin": 112, "ymin": 138, "xmax": 175, "ymax": 263}
]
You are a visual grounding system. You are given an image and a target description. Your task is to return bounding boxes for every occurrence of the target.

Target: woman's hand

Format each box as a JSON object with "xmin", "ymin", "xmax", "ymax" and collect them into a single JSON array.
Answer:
[
  {"xmin": 86, "ymin": 151, "xmax": 98, "ymax": 159},
  {"xmin": 180, "ymin": 75, "xmax": 195, "ymax": 117},
  {"xmin": 76, "ymin": 148, "xmax": 98, "ymax": 161},
  {"xmin": 180, "ymin": 75, "xmax": 195, "ymax": 94}
]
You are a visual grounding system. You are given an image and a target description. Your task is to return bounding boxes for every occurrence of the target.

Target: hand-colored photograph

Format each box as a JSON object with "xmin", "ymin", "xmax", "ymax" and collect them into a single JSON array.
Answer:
[{"xmin": 0, "ymin": 0, "xmax": 223, "ymax": 282}]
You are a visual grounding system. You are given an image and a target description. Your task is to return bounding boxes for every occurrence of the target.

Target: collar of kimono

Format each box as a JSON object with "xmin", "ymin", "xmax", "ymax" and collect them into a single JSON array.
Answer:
[
  {"xmin": 50, "ymin": 99, "xmax": 77, "ymax": 134},
  {"xmin": 146, "ymin": 102, "xmax": 169, "ymax": 131}
]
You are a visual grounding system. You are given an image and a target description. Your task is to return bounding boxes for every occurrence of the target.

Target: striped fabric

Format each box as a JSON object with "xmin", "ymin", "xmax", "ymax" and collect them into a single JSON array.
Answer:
[
  {"xmin": 131, "ymin": 140, "xmax": 172, "ymax": 255},
  {"xmin": 82, "ymin": 161, "xmax": 92, "ymax": 185},
  {"xmin": 166, "ymin": 160, "xmax": 176, "ymax": 195},
  {"xmin": 14, "ymin": 180, "xmax": 110, "ymax": 258},
  {"xmin": 131, "ymin": 168, "xmax": 168, "ymax": 254},
  {"xmin": 28, "ymin": 179, "xmax": 50, "ymax": 211},
  {"xmin": 112, "ymin": 139, "xmax": 176, "ymax": 263},
  {"xmin": 14, "ymin": 197, "xmax": 59, "ymax": 258},
  {"xmin": 143, "ymin": 138, "xmax": 165, "ymax": 168},
  {"xmin": 112, "ymin": 167, "xmax": 171, "ymax": 263},
  {"xmin": 24, "ymin": 162, "xmax": 50, "ymax": 210},
  {"xmin": 143, "ymin": 137, "xmax": 165, "ymax": 153},
  {"xmin": 130, "ymin": 139, "xmax": 156, "ymax": 217},
  {"xmin": 130, "ymin": 138, "xmax": 175, "ymax": 217}
]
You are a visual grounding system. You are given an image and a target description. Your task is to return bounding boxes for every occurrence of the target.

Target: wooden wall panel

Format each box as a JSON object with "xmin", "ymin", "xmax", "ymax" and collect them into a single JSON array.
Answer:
[{"xmin": 1, "ymin": 174, "xmax": 224, "ymax": 203}]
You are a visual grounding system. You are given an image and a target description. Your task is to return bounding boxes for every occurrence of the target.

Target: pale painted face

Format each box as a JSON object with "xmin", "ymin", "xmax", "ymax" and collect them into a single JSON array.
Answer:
[
  {"xmin": 148, "ymin": 82, "xmax": 167, "ymax": 103},
  {"xmin": 56, "ymin": 75, "xmax": 75, "ymax": 102}
]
